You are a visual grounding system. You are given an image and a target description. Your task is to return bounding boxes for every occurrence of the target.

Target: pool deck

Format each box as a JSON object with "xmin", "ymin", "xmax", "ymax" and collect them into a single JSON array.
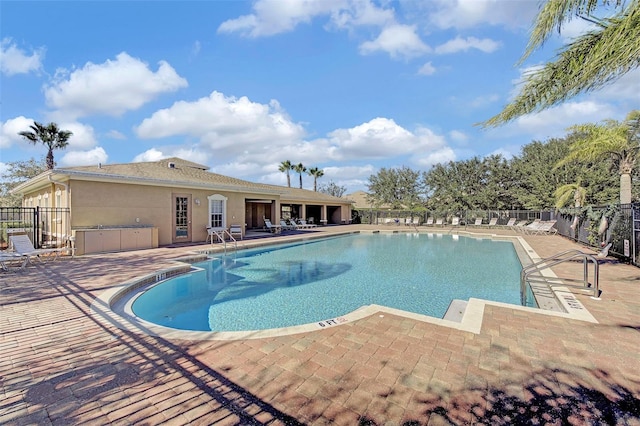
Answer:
[{"xmin": 1, "ymin": 225, "xmax": 639, "ymax": 425}]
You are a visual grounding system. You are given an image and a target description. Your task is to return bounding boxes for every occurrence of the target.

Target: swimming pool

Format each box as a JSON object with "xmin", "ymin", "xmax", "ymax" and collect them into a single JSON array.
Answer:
[{"xmin": 131, "ymin": 233, "xmax": 526, "ymax": 332}]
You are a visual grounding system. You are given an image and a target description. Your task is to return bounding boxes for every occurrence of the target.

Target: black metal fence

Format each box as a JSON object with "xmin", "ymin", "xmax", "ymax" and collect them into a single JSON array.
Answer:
[
  {"xmin": 353, "ymin": 203, "xmax": 640, "ymax": 267},
  {"xmin": 0, "ymin": 207, "xmax": 71, "ymax": 250}
]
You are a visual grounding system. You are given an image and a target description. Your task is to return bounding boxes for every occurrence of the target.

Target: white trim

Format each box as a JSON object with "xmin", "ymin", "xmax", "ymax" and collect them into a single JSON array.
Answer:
[{"xmin": 207, "ymin": 194, "xmax": 227, "ymax": 229}]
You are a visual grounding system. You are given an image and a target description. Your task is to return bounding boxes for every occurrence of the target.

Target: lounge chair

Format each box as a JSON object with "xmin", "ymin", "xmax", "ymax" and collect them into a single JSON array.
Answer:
[
  {"xmin": 9, "ymin": 234, "xmax": 68, "ymax": 262},
  {"xmin": 485, "ymin": 217, "xmax": 498, "ymax": 227},
  {"xmin": 280, "ymin": 220, "xmax": 295, "ymax": 231},
  {"xmin": 0, "ymin": 252, "xmax": 28, "ymax": 271},
  {"xmin": 471, "ymin": 218, "xmax": 483, "ymax": 227},
  {"xmin": 511, "ymin": 220, "xmax": 529, "ymax": 232},
  {"xmin": 521, "ymin": 219, "xmax": 542, "ymax": 234},
  {"xmin": 229, "ymin": 224, "xmax": 243, "ymax": 240},
  {"xmin": 451, "ymin": 217, "xmax": 460, "ymax": 226},
  {"xmin": 424, "ymin": 217, "xmax": 434, "ymax": 226},
  {"xmin": 527, "ymin": 220, "xmax": 558, "ymax": 235},
  {"xmin": 290, "ymin": 219, "xmax": 313, "ymax": 230},
  {"xmin": 435, "ymin": 218, "xmax": 444, "ymax": 227},
  {"xmin": 501, "ymin": 218, "xmax": 517, "ymax": 228},
  {"xmin": 264, "ymin": 219, "xmax": 282, "ymax": 234},
  {"xmin": 412, "ymin": 217, "xmax": 421, "ymax": 226},
  {"xmin": 298, "ymin": 219, "xmax": 317, "ymax": 229}
]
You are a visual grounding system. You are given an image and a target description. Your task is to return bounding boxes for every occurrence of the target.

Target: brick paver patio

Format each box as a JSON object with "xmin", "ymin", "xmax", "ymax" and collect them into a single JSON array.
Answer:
[{"xmin": 1, "ymin": 225, "xmax": 639, "ymax": 425}]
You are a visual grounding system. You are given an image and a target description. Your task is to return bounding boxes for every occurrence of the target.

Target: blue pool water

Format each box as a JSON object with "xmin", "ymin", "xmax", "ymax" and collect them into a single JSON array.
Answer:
[{"xmin": 132, "ymin": 233, "xmax": 524, "ymax": 332}]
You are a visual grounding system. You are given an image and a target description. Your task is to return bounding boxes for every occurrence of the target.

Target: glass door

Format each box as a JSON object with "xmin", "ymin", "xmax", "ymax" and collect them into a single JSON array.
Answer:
[{"xmin": 173, "ymin": 194, "xmax": 191, "ymax": 242}]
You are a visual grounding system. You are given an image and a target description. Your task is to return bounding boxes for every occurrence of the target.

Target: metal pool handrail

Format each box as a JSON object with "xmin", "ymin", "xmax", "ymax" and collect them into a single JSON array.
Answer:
[{"xmin": 521, "ymin": 249, "xmax": 600, "ymax": 306}]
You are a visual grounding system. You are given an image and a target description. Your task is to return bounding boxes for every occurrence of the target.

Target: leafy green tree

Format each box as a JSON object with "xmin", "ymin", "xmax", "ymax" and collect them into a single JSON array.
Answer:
[
  {"xmin": 556, "ymin": 110, "xmax": 640, "ymax": 204},
  {"xmin": 422, "ymin": 155, "xmax": 518, "ymax": 211},
  {"xmin": 293, "ymin": 163, "xmax": 306, "ymax": 189},
  {"xmin": 18, "ymin": 121, "xmax": 73, "ymax": 169},
  {"xmin": 367, "ymin": 167, "xmax": 422, "ymax": 210},
  {"xmin": 318, "ymin": 180, "xmax": 347, "ymax": 198},
  {"xmin": 307, "ymin": 167, "xmax": 324, "ymax": 191},
  {"xmin": 0, "ymin": 158, "xmax": 47, "ymax": 206},
  {"xmin": 483, "ymin": 0, "xmax": 640, "ymax": 126},
  {"xmin": 278, "ymin": 160, "xmax": 292, "ymax": 187},
  {"xmin": 510, "ymin": 135, "xmax": 616, "ymax": 209}
]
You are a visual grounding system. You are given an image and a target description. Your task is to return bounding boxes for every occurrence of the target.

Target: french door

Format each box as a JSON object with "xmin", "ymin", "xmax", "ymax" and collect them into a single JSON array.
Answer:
[{"xmin": 173, "ymin": 194, "xmax": 191, "ymax": 243}]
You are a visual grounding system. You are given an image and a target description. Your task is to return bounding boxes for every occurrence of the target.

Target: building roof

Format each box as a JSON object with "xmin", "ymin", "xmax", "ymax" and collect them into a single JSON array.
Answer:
[
  {"xmin": 12, "ymin": 157, "xmax": 351, "ymax": 204},
  {"xmin": 344, "ymin": 190, "xmax": 390, "ymax": 209}
]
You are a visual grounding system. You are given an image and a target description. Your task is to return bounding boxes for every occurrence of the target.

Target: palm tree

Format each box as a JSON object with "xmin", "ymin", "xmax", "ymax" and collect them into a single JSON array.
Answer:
[
  {"xmin": 19, "ymin": 122, "xmax": 73, "ymax": 169},
  {"xmin": 482, "ymin": 0, "xmax": 640, "ymax": 127},
  {"xmin": 278, "ymin": 160, "xmax": 292, "ymax": 187},
  {"xmin": 307, "ymin": 167, "xmax": 324, "ymax": 192},
  {"xmin": 293, "ymin": 163, "xmax": 306, "ymax": 189},
  {"xmin": 554, "ymin": 183, "xmax": 587, "ymax": 209},
  {"xmin": 556, "ymin": 110, "xmax": 640, "ymax": 204},
  {"xmin": 555, "ymin": 182, "xmax": 587, "ymax": 231}
]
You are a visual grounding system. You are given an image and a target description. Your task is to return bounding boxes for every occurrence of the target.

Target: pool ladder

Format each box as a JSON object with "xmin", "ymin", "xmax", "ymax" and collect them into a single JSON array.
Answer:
[
  {"xmin": 209, "ymin": 229, "xmax": 238, "ymax": 255},
  {"xmin": 520, "ymin": 249, "xmax": 600, "ymax": 306}
]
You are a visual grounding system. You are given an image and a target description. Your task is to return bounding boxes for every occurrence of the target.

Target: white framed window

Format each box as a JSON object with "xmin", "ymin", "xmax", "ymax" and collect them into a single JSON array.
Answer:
[{"xmin": 207, "ymin": 194, "xmax": 227, "ymax": 229}]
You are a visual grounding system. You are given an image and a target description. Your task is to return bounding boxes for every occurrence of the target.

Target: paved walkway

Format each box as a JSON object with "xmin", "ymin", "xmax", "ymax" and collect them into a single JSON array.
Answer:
[{"xmin": 1, "ymin": 225, "xmax": 639, "ymax": 425}]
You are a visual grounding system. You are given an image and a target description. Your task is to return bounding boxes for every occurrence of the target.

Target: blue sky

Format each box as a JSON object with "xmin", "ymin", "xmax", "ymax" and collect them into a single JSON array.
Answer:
[{"xmin": 1, "ymin": 1, "xmax": 638, "ymax": 193}]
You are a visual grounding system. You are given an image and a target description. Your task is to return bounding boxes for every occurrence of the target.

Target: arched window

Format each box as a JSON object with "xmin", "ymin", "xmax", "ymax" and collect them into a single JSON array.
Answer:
[{"xmin": 207, "ymin": 194, "xmax": 227, "ymax": 229}]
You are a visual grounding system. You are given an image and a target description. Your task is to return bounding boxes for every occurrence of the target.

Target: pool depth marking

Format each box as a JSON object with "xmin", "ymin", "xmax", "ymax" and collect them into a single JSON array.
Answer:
[{"xmin": 317, "ymin": 317, "xmax": 348, "ymax": 328}]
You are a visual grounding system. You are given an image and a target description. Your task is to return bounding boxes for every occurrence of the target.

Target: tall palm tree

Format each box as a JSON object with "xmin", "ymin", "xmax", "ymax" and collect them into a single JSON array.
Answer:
[
  {"xmin": 278, "ymin": 160, "xmax": 292, "ymax": 187},
  {"xmin": 556, "ymin": 111, "xmax": 639, "ymax": 204},
  {"xmin": 482, "ymin": 0, "xmax": 640, "ymax": 127},
  {"xmin": 19, "ymin": 122, "xmax": 73, "ymax": 170},
  {"xmin": 293, "ymin": 163, "xmax": 306, "ymax": 189},
  {"xmin": 307, "ymin": 167, "xmax": 324, "ymax": 192}
]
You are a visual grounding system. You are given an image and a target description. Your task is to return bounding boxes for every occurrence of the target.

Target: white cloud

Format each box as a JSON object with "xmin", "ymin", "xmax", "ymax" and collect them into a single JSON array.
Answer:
[
  {"xmin": 411, "ymin": 126, "xmax": 456, "ymax": 167},
  {"xmin": 322, "ymin": 164, "xmax": 376, "ymax": 180},
  {"xmin": 448, "ymin": 130, "xmax": 468, "ymax": 143},
  {"xmin": 106, "ymin": 130, "xmax": 126, "ymax": 140},
  {"xmin": 327, "ymin": 117, "xmax": 417, "ymax": 159},
  {"xmin": 217, "ymin": 0, "xmax": 396, "ymax": 38},
  {"xmin": 0, "ymin": 38, "xmax": 44, "ymax": 76},
  {"xmin": 558, "ymin": 17, "xmax": 598, "ymax": 42},
  {"xmin": 135, "ymin": 91, "xmax": 306, "ymax": 163},
  {"xmin": 494, "ymin": 100, "xmax": 618, "ymax": 140},
  {"xmin": 427, "ymin": 0, "xmax": 538, "ymax": 30},
  {"xmin": 324, "ymin": 118, "xmax": 454, "ymax": 169},
  {"xmin": 0, "ymin": 118, "xmax": 97, "ymax": 158},
  {"xmin": 417, "ymin": 61, "xmax": 436, "ymax": 76},
  {"xmin": 596, "ymin": 68, "xmax": 640, "ymax": 104},
  {"xmin": 133, "ymin": 148, "xmax": 167, "ymax": 163},
  {"xmin": 329, "ymin": 0, "xmax": 395, "ymax": 29},
  {"xmin": 218, "ymin": 0, "xmax": 342, "ymax": 37},
  {"xmin": 0, "ymin": 116, "xmax": 34, "ymax": 149},
  {"xmin": 59, "ymin": 147, "xmax": 108, "ymax": 167},
  {"xmin": 435, "ymin": 36, "xmax": 501, "ymax": 54},
  {"xmin": 489, "ymin": 146, "xmax": 517, "ymax": 160},
  {"xmin": 414, "ymin": 146, "xmax": 456, "ymax": 167},
  {"xmin": 59, "ymin": 122, "xmax": 98, "ymax": 151},
  {"xmin": 43, "ymin": 52, "xmax": 188, "ymax": 119},
  {"xmin": 359, "ymin": 24, "xmax": 430, "ymax": 58}
]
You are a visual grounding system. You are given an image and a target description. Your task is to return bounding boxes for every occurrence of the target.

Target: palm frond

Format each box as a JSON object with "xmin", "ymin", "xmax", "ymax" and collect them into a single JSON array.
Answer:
[
  {"xmin": 482, "ymin": 1, "xmax": 640, "ymax": 127},
  {"xmin": 521, "ymin": 0, "xmax": 617, "ymax": 63}
]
